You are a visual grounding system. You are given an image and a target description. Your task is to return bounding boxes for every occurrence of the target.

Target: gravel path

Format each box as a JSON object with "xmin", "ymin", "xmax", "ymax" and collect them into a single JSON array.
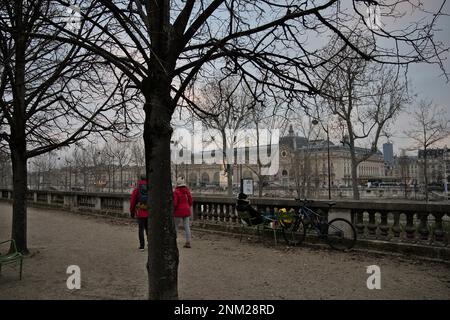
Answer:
[{"xmin": 0, "ymin": 203, "xmax": 449, "ymax": 300}]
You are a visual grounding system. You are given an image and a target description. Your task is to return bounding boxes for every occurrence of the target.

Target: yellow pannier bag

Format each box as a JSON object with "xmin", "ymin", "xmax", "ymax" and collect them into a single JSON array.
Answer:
[{"xmin": 278, "ymin": 208, "xmax": 295, "ymax": 227}]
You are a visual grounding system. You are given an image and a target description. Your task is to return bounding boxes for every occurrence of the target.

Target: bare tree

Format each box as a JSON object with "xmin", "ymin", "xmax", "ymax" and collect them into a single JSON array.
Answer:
[
  {"xmin": 398, "ymin": 150, "xmax": 410, "ymax": 199},
  {"xmin": 405, "ymin": 100, "xmax": 450, "ymax": 202},
  {"xmin": 245, "ymin": 97, "xmax": 289, "ymax": 197},
  {"xmin": 196, "ymin": 77, "xmax": 253, "ymax": 194},
  {"xmin": 72, "ymin": 144, "xmax": 94, "ymax": 191},
  {"xmin": 287, "ymin": 114, "xmax": 322, "ymax": 199},
  {"xmin": 28, "ymin": 151, "xmax": 59, "ymax": 190},
  {"xmin": 29, "ymin": 155, "xmax": 46, "ymax": 190},
  {"xmin": 0, "ymin": 1, "xmax": 140, "ymax": 253},
  {"xmin": 319, "ymin": 35, "xmax": 409, "ymax": 199},
  {"xmin": 130, "ymin": 139, "xmax": 145, "ymax": 183},
  {"xmin": 106, "ymin": 140, "xmax": 132, "ymax": 192},
  {"xmin": 63, "ymin": 153, "xmax": 75, "ymax": 191},
  {"xmin": 27, "ymin": 0, "xmax": 449, "ymax": 298}
]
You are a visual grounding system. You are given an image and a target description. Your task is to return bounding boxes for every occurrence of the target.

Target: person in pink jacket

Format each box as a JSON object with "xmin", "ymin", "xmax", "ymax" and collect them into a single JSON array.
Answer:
[
  {"xmin": 130, "ymin": 175, "xmax": 149, "ymax": 251},
  {"xmin": 173, "ymin": 177, "xmax": 193, "ymax": 248}
]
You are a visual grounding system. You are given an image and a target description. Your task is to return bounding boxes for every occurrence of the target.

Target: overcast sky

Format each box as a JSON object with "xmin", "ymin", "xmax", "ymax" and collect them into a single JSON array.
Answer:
[{"xmin": 382, "ymin": 1, "xmax": 450, "ymax": 155}]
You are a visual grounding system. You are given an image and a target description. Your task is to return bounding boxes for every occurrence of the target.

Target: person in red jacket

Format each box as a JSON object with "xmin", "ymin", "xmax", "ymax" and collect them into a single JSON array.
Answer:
[
  {"xmin": 130, "ymin": 175, "xmax": 149, "ymax": 251},
  {"xmin": 173, "ymin": 177, "xmax": 193, "ymax": 248}
]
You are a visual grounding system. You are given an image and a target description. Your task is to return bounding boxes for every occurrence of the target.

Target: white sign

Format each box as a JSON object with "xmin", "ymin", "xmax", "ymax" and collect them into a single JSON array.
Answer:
[
  {"xmin": 243, "ymin": 179, "xmax": 253, "ymax": 195},
  {"xmin": 66, "ymin": 265, "xmax": 81, "ymax": 290},
  {"xmin": 366, "ymin": 265, "xmax": 381, "ymax": 290}
]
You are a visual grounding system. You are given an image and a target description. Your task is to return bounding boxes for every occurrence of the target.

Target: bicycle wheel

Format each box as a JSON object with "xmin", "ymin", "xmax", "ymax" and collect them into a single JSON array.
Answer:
[
  {"xmin": 281, "ymin": 218, "xmax": 306, "ymax": 246},
  {"xmin": 326, "ymin": 218, "xmax": 356, "ymax": 251}
]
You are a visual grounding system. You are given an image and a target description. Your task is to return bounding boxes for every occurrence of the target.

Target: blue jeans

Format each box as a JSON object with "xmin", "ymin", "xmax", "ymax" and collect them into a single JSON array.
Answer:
[{"xmin": 175, "ymin": 217, "xmax": 191, "ymax": 243}]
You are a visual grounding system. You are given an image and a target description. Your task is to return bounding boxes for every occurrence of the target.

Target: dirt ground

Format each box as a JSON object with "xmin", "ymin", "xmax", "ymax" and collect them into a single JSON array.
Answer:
[{"xmin": 0, "ymin": 202, "xmax": 449, "ymax": 300}]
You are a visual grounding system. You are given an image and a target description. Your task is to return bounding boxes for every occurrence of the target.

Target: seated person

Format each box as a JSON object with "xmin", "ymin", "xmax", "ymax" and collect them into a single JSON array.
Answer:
[{"xmin": 236, "ymin": 193, "xmax": 264, "ymax": 225}]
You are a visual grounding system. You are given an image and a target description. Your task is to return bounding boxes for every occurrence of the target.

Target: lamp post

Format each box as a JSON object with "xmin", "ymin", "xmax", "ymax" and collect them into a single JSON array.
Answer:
[
  {"xmin": 312, "ymin": 119, "xmax": 331, "ymax": 200},
  {"xmin": 170, "ymin": 140, "xmax": 178, "ymax": 184},
  {"xmin": 240, "ymin": 163, "xmax": 243, "ymax": 194},
  {"xmin": 444, "ymin": 146, "xmax": 448, "ymax": 200},
  {"xmin": 112, "ymin": 154, "xmax": 115, "ymax": 192},
  {"xmin": 65, "ymin": 157, "xmax": 72, "ymax": 191}
]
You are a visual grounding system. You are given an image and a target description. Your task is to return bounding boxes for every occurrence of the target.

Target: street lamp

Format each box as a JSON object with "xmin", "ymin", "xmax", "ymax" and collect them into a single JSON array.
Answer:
[
  {"xmin": 312, "ymin": 119, "xmax": 331, "ymax": 200},
  {"xmin": 64, "ymin": 156, "xmax": 72, "ymax": 191},
  {"xmin": 444, "ymin": 146, "xmax": 448, "ymax": 200}
]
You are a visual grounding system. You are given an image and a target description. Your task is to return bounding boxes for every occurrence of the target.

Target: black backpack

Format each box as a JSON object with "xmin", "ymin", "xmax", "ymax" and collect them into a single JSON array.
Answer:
[{"xmin": 137, "ymin": 183, "xmax": 148, "ymax": 209}]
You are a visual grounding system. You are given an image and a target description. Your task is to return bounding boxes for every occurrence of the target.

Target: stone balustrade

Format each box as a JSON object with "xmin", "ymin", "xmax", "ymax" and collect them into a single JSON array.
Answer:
[
  {"xmin": 192, "ymin": 196, "xmax": 450, "ymax": 246},
  {"xmin": 0, "ymin": 188, "xmax": 131, "ymax": 218},
  {"xmin": 1, "ymin": 188, "xmax": 449, "ymax": 250}
]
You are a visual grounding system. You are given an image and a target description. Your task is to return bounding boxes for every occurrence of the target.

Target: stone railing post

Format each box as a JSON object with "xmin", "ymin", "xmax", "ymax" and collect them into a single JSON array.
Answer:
[
  {"xmin": 200, "ymin": 203, "xmax": 207, "ymax": 222},
  {"xmin": 379, "ymin": 212, "xmax": 389, "ymax": 238},
  {"xmin": 231, "ymin": 204, "xmax": 237, "ymax": 224},
  {"xmin": 432, "ymin": 213, "xmax": 445, "ymax": 243},
  {"xmin": 392, "ymin": 212, "xmax": 401, "ymax": 238},
  {"xmin": 355, "ymin": 211, "xmax": 365, "ymax": 236},
  {"xmin": 209, "ymin": 203, "xmax": 215, "ymax": 221},
  {"xmin": 95, "ymin": 196, "xmax": 101, "ymax": 211},
  {"xmin": 63, "ymin": 195, "xmax": 72, "ymax": 209},
  {"xmin": 223, "ymin": 204, "xmax": 230, "ymax": 223},
  {"xmin": 204, "ymin": 203, "xmax": 211, "ymax": 222},
  {"xmin": 214, "ymin": 204, "xmax": 219, "ymax": 222},
  {"xmin": 198, "ymin": 203, "xmax": 204, "ymax": 221},
  {"xmin": 123, "ymin": 198, "xmax": 130, "ymax": 215},
  {"xmin": 192, "ymin": 202, "xmax": 200, "ymax": 221},
  {"xmin": 405, "ymin": 213, "xmax": 416, "ymax": 239},
  {"xmin": 220, "ymin": 203, "xmax": 225, "ymax": 222},
  {"xmin": 367, "ymin": 211, "xmax": 377, "ymax": 236},
  {"xmin": 418, "ymin": 212, "xmax": 430, "ymax": 241}
]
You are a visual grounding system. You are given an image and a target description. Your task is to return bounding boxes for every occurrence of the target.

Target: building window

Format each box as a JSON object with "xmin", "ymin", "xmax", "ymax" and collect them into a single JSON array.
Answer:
[
  {"xmin": 201, "ymin": 172, "xmax": 210, "ymax": 184},
  {"xmin": 213, "ymin": 172, "xmax": 220, "ymax": 184}
]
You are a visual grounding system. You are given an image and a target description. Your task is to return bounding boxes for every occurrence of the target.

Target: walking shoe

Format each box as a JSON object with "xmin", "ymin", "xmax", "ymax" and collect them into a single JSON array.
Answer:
[{"xmin": 183, "ymin": 243, "xmax": 191, "ymax": 248}]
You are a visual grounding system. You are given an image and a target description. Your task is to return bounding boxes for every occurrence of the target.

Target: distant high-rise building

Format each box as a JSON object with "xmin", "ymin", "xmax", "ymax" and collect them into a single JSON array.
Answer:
[{"xmin": 383, "ymin": 142, "xmax": 394, "ymax": 167}]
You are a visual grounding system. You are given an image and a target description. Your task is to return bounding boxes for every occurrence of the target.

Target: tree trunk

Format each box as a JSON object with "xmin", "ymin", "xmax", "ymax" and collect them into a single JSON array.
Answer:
[
  {"xmin": 304, "ymin": 153, "xmax": 310, "ymax": 198},
  {"xmin": 10, "ymin": 2, "xmax": 28, "ymax": 254},
  {"xmin": 226, "ymin": 164, "xmax": 233, "ymax": 195},
  {"xmin": 120, "ymin": 167, "xmax": 123, "ymax": 193},
  {"xmin": 143, "ymin": 90, "xmax": 179, "ymax": 299},
  {"xmin": 112, "ymin": 168, "xmax": 116, "ymax": 192},
  {"xmin": 424, "ymin": 150, "xmax": 428, "ymax": 202},
  {"xmin": 10, "ymin": 143, "xmax": 28, "ymax": 254},
  {"xmin": 221, "ymin": 133, "xmax": 233, "ymax": 196},
  {"xmin": 350, "ymin": 151, "xmax": 360, "ymax": 200},
  {"xmin": 145, "ymin": 0, "xmax": 180, "ymax": 299}
]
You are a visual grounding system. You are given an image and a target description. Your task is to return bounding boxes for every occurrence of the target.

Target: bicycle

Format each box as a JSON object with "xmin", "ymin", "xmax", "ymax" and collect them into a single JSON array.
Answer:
[{"xmin": 279, "ymin": 199, "xmax": 357, "ymax": 251}]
